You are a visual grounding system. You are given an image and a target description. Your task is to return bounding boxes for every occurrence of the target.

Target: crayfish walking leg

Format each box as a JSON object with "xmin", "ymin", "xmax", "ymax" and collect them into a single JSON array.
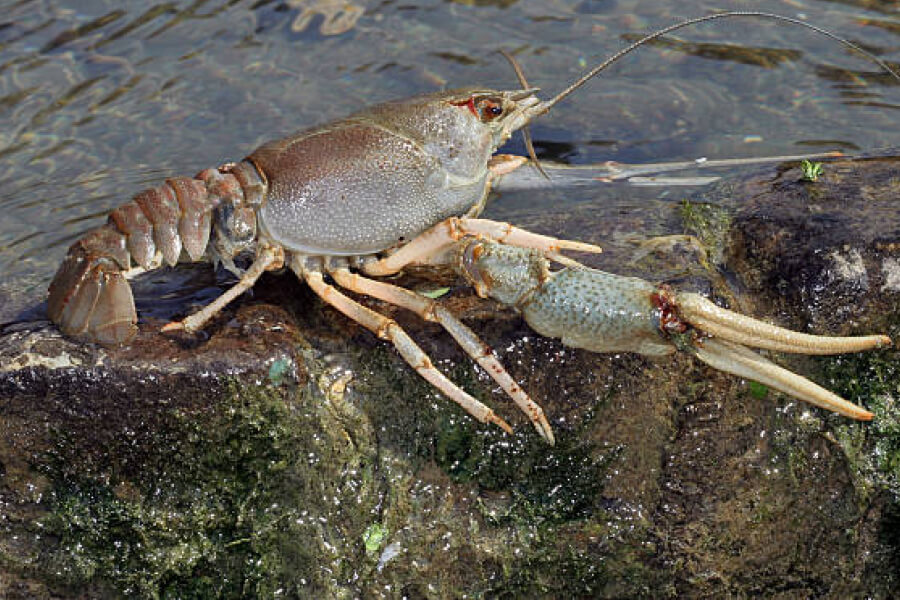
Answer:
[
  {"xmin": 291, "ymin": 255, "xmax": 516, "ymax": 436},
  {"xmin": 327, "ymin": 261, "xmax": 555, "ymax": 443}
]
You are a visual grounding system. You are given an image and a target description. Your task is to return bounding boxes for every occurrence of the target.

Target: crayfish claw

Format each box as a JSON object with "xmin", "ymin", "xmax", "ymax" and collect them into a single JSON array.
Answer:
[
  {"xmin": 453, "ymin": 237, "xmax": 890, "ymax": 422},
  {"xmin": 692, "ymin": 338, "xmax": 874, "ymax": 421},
  {"xmin": 670, "ymin": 291, "xmax": 891, "ymax": 420},
  {"xmin": 676, "ymin": 292, "xmax": 892, "ymax": 355},
  {"xmin": 488, "ymin": 413, "xmax": 515, "ymax": 436}
]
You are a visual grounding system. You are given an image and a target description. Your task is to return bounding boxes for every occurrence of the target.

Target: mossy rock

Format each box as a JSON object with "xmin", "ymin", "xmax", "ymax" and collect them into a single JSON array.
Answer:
[{"xmin": 2, "ymin": 156, "xmax": 900, "ymax": 598}]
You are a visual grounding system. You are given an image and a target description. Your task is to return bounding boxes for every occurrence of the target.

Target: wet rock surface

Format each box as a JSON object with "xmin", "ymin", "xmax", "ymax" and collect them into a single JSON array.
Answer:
[
  {"xmin": 1, "ymin": 157, "xmax": 900, "ymax": 598},
  {"xmin": 725, "ymin": 155, "xmax": 900, "ymax": 336}
]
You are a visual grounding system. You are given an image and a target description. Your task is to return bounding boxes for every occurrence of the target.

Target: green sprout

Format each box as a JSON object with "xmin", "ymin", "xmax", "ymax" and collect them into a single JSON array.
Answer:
[
  {"xmin": 800, "ymin": 159, "xmax": 824, "ymax": 182},
  {"xmin": 748, "ymin": 380, "xmax": 769, "ymax": 400},
  {"xmin": 362, "ymin": 523, "xmax": 388, "ymax": 556},
  {"xmin": 420, "ymin": 287, "xmax": 450, "ymax": 299}
]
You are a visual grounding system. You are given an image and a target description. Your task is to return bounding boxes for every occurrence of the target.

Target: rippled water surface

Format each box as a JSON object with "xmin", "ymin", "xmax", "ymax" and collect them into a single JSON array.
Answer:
[{"xmin": 0, "ymin": 0, "xmax": 897, "ymax": 316}]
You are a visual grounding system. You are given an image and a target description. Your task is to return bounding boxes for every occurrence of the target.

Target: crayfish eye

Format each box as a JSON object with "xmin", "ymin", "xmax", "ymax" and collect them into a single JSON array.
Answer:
[
  {"xmin": 476, "ymin": 97, "xmax": 504, "ymax": 121},
  {"xmin": 453, "ymin": 95, "xmax": 507, "ymax": 122}
]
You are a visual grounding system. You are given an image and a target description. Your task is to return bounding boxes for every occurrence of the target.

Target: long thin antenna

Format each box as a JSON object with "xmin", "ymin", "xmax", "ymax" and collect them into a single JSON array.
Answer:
[
  {"xmin": 500, "ymin": 49, "xmax": 550, "ymax": 179},
  {"xmin": 543, "ymin": 11, "xmax": 900, "ymax": 112}
]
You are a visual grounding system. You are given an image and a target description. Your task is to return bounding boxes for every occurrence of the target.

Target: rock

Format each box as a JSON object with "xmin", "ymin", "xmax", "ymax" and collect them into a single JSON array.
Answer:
[
  {"xmin": 1, "ymin": 157, "xmax": 899, "ymax": 598},
  {"xmin": 725, "ymin": 155, "xmax": 900, "ymax": 336},
  {"xmin": 660, "ymin": 155, "xmax": 900, "ymax": 597}
]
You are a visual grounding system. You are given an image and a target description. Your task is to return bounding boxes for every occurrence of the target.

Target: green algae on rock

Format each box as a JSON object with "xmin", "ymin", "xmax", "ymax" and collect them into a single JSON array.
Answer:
[{"xmin": 1, "ymin": 156, "xmax": 899, "ymax": 598}]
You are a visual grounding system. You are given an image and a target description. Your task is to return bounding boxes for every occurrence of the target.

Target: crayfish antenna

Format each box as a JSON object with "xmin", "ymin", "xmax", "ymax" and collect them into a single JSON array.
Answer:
[
  {"xmin": 500, "ymin": 49, "xmax": 550, "ymax": 180},
  {"xmin": 542, "ymin": 11, "xmax": 900, "ymax": 112}
]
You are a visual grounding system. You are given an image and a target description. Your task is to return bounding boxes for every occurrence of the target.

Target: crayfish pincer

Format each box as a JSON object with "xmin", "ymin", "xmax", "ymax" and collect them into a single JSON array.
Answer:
[
  {"xmin": 48, "ymin": 12, "xmax": 899, "ymax": 443},
  {"xmin": 452, "ymin": 239, "xmax": 892, "ymax": 423}
]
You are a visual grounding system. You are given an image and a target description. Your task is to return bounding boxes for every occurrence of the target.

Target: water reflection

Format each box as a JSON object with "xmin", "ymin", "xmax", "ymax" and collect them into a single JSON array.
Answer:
[
  {"xmin": 816, "ymin": 62, "xmax": 900, "ymax": 86},
  {"xmin": 445, "ymin": 0, "xmax": 520, "ymax": 8},
  {"xmin": 287, "ymin": 0, "xmax": 365, "ymax": 35},
  {"xmin": 857, "ymin": 17, "xmax": 900, "ymax": 36},
  {"xmin": 620, "ymin": 33, "xmax": 804, "ymax": 68},
  {"xmin": 40, "ymin": 10, "xmax": 126, "ymax": 53},
  {"xmin": 0, "ymin": 0, "xmax": 897, "ymax": 297},
  {"xmin": 815, "ymin": 0, "xmax": 900, "ymax": 16}
]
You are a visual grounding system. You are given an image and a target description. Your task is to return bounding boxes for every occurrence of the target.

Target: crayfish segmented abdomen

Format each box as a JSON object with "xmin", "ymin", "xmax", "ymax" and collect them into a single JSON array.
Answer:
[{"xmin": 47, "ymin": 162, "xmax": 265, "ymax": 345}]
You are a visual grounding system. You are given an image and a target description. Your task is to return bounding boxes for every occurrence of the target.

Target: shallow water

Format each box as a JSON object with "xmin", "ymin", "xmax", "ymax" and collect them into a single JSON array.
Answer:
[{"xmin": 0, "ymin": 0, "xmax": 897, "ymax": 314}]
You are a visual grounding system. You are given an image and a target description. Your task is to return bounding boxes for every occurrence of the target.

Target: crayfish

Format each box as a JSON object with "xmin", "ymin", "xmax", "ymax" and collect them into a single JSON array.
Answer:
[{"xmin": 48, "ymin": 13, "xmax": 899, "ymax": 443}]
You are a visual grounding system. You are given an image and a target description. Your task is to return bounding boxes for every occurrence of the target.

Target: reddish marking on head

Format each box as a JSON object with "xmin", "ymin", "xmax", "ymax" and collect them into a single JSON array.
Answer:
[
  {"xmin": 651, "ymin": 285, "xmax": 687, "ymax": 336},
  {"xmin": 453, "ymin": 96, "xmax": 504, "ymax": 121},
  {"xmin": 453, "ymin": 97, "xmax": 479, "ymax": 117}
]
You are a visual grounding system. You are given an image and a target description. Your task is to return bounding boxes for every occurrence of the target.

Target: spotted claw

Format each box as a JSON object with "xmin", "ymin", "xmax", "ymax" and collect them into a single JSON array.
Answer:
[
  {"xmin": 454, "ymin": 238, "xmax": 891, "ymax": 420},
  {"xmin": 662, "ymin": 290, "xmax": 889, "ymax": 420}
]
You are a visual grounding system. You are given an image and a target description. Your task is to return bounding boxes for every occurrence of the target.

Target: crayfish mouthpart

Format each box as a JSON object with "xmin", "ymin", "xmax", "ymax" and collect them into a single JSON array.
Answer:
[{"xmin": 510, "ymin": 87, "xmax": 540, "ymax": 101}]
